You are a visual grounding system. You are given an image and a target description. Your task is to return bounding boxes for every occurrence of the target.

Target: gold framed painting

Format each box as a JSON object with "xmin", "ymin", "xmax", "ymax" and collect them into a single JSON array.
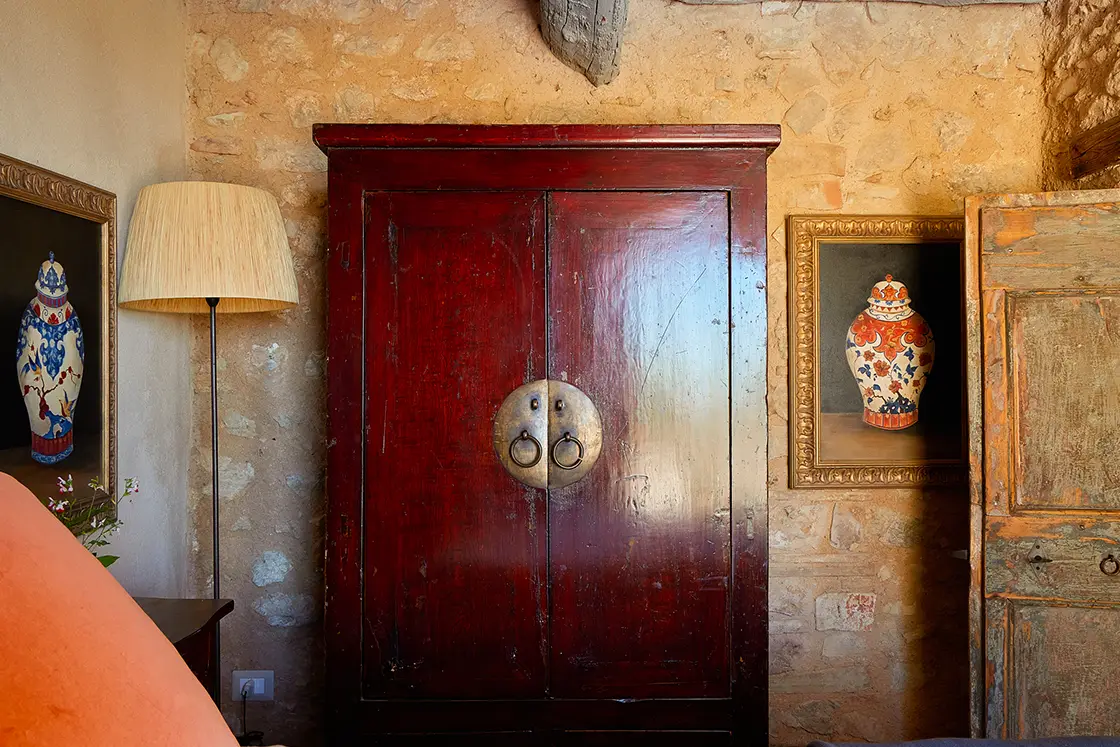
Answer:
[
  {"xmin": 788, "ymin": 215, "xmax": 966, "ymax": 488},
  {"xmin": 0, "ymin": 153, "xmax": 116, "ymax": 501}
]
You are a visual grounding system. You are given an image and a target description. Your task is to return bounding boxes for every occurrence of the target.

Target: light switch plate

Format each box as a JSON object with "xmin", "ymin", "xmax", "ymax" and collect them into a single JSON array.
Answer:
[{"xmin": 232, "ymin": 669, "xmax": 274, "ymax": 701}]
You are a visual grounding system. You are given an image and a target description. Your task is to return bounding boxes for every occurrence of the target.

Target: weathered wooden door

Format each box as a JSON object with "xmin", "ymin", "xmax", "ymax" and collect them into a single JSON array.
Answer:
[{"xmin": 969, "ymin": 189, "xmax": 1120, "ymax": 738}]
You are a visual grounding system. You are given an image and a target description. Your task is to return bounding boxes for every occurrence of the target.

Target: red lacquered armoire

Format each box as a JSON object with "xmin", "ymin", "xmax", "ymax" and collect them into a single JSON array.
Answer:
[{"xmin": 313, "ymin": 124, "xmax": 780, "ymax": 745}]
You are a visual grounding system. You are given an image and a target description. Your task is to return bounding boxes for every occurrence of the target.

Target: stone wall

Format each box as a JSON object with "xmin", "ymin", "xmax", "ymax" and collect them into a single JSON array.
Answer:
[
  {"xmin": 182, "ymin": 1, "xmax": 1046, "ymax": 743},
  {"xmin": 1043, "ymin": 0, "xmax": 1120, "ymax": 188}
]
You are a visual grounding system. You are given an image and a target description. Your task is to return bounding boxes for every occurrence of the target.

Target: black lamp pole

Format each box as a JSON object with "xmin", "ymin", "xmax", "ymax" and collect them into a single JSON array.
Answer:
[{"xmin": 208, "ymin": 296, "xmax": 221, "ymax": 706}]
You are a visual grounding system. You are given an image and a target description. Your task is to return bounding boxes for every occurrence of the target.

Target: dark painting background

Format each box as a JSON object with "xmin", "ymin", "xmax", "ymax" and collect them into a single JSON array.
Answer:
[
  {"xmin": 817, "ymin": 240, "xmax": 962, "ymax": 437},
  {"xmin": 0, "ymin": 194, "xmax": 103, "ymax": 451}
]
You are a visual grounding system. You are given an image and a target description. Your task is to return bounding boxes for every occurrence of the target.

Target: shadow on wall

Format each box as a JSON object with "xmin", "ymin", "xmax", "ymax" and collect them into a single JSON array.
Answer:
[{"xmin": 905, "ymin": 483, "xmax": 970, "ymax": 739}]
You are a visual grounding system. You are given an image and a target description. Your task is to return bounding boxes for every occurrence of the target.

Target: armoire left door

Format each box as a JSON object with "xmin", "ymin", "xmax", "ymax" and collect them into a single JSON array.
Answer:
[{"xmin": 362, "ymin": 190, "xmax": 549, "ymax": 699}]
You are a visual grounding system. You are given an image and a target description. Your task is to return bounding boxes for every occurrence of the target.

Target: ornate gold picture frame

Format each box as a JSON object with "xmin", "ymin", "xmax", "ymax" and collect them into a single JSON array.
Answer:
[
  {"xmin": 788, "ymin": 215, "xmax": 966, "ymax": 488},
  {"xmin": 0, "ymin": 153, "xmax": 116, "ymax": 501}
]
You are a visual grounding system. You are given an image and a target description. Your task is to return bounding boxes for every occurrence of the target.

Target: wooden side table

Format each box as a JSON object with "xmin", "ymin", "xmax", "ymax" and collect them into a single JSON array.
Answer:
[{"xmin": 135, "ymin": 597, "xmax": 234, "ymax": 702}]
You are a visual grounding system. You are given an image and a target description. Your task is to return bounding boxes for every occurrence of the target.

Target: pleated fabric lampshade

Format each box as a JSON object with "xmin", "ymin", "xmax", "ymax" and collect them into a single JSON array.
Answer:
[
  {"xmin": 119, "ymin": 181, "xmax": 299, "ymax": 313},
  {"xmin": 117, "ymin": 181, "xmax": 299, "ymax": 710}
]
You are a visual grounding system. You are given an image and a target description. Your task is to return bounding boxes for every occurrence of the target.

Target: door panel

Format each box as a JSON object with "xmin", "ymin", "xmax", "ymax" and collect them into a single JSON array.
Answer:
[
  {"xmin": 985, "ymin": 516, "xmax": 1120, "ymax": 602},
  {"xmin": 362, "ymin": 191, "xmax": 548, "ymax": 698},
  {"xmin": 1010, "ymin": 293, "xmax": 1120, "ymax": 510},
  {"xmin": 980, "ymin": 203, "xmax": 1120, "ymax": 290},
  {"xmin": 974, "ymin": 192, "xmax": 1120, "ymax": 737},
  {"xmin": 547, "ymin": 192, "xmax": 732, "ymax": 698},
  {"xmin": 1010, "ymin": 603, "xmax": 1120, "ymax": 737}
]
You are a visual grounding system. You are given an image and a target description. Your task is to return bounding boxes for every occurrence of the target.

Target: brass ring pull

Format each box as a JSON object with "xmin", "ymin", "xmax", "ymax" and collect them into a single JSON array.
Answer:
[
  {"xmin": 509, "ymin": 430, "xmax": 542, "ymax": 469},
  {"xmin": 551, "ymin": 431, "xmax": 584, "ymax": 471},
  {"xmin": 1102, "ymin": 555, "xmax": 1120, "ymax": 576}
]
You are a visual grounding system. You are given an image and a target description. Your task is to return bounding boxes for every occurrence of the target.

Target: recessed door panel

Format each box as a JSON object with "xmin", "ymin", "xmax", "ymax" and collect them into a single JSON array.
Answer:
[
  {"xmin": 1010, "ymin": 603, "xmax": 1120, "ymax": 737},
  {"xmin": 547, "ymin": 191, "xmax": 732, "ymax": 698},
  {"xmin": 1010, "ymin": 294, "xmax": 1120, "ymax": 510},
  {"xmin": 362, "ymin": 191, "xmax": 547, "ymax": 698}
]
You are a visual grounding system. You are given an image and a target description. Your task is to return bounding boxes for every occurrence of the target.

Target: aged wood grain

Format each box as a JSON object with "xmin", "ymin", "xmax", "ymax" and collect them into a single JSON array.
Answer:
[
  {"xmin": 1011, "ymin": 604, "xmax": 1120, "ymax": 737},
  {"xmin": 963, "ymin": 194, "xmax": 986, "ymax": 738},
  {"xmin": 981, "ymin": 204, "xmax": 1120, "ymax": 290},
  {"xmin": 1010, "ymin": 294, "xmax": 1120, "ymax": 509},
  {"xmin": 322, "ymin": 161, "xmax": 364, "ymax": 732},
  {"xmin": 980, "ymin": 288, "xmax": 1010, "ymax": 518},
  {"xmin": 987, "ymin": 516, "xmax": 1120, "ymax": 602},
  {"xmin": 984, "ymin": 596, "xmax": 1008, "ymax": 738},
  {"xmin": 540, "ymin": 0, "xmax": 628, "ymax": 86},
  {"xmin": 971, "ymin": 188, "xmax": 1120, "ymax": 741},
  {"xmin": 1071, "ymin": 113, "xmax": 1120, "ymax": 179},
  {"xmin": 729, "ymin": 168, "xmax": 770, "ymax": 735}
]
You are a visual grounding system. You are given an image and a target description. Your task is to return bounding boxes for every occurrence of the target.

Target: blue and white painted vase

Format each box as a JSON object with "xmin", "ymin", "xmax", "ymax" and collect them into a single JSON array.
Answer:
[{"xmin": 15, "ymin": 253, "xmax": 85, "ymax": 464}]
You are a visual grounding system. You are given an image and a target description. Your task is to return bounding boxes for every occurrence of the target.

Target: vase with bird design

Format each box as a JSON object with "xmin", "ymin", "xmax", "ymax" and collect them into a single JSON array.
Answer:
[{"xmin": 15, "ymin": 253, "xmax": 84, "ymax": 463}]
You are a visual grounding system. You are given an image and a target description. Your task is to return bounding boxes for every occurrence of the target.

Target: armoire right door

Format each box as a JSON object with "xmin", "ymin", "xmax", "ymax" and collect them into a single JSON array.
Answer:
[
  {"xmin": 547, "ymin": 191, "xmax": 733, "ymax": 700},
  {"xmin": 968, "ymin": 188, "xmax": 1120, "ymax": 738}
]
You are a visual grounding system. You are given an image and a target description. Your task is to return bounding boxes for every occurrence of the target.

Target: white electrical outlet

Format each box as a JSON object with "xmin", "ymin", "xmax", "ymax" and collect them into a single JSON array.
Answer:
[{"xmin": 232, "ymin": 669, "xmax": 274, "ymax": 701}]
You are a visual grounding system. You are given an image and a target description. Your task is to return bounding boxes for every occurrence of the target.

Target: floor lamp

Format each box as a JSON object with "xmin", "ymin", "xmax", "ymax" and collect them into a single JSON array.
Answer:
[{"xmin": 117, "ymin": 182, "xmax": 299, "ymax": 707}]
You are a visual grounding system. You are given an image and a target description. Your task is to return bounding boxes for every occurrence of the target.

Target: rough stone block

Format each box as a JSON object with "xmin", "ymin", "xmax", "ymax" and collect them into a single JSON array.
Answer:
[
  {"xmin": 252, "ymin": 591, "xmax": 316, "ymax": 627},
  {"xmin": 770, "ymin": 635, "xmax": 807, "ymax": 674},
  {"xmin": 771, "ymin": 665, "xmax": 870, "ymax": 694},
  {"xmin": 822, "ymin": 632, "xmax": 868, "ymax": 658},
  {"xmin": 781, "ymin": 699, "xmax": 839, "ymax": 735},
  {"xmin": 209, "ymin": 37, "xmax": 248, "ymax": 81},
  {"xmin": 829, "ymin": 505, "xmax": 862, "ymax": 549},
  {"xmin": 190, "ymin": 135, "xmax": 243, "ymax": 155},
  {"xmin": 414, "ymin": 32, "xmax": 475, "ymax": 63},
  {"xmin": 816, "ymin": 592, "xmax": 876, "ymax": 631},
  {"xmin": 252, "ymin": 550, "xmax": 294, "ymax": 586},
  {"xmin": 784, "ymin": 92, "xmax": 828, "ymax": 135}
]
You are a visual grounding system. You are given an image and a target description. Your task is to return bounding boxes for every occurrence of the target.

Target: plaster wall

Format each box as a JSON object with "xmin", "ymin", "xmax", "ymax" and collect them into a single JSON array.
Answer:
[
  {"xmin": 182, "ymin": 1, "xmax": 1046, "ymax": 743},
  {"xmin": 1043, "ymin": 0, "xmax": 1120, "ymax": 188},
  {"xmin": 0, "ymin": 0, "xmax": 191, "ymax": 595}
]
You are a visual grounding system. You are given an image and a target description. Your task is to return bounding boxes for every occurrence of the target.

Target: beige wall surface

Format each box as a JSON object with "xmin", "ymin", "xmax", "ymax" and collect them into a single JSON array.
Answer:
[
  {"xmin": 181, "ymin": 1, "xmax": 1047, "ymax": 744},
  {"xmin": 0, "ymin": 0, "xmax": 190, "ymax": 595}
]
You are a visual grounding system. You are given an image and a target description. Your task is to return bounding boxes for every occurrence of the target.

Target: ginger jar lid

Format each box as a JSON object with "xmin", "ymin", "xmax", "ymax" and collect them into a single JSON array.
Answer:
[
  {"xmin": 867, "ymin": 274, "xmax": 910, "ymax": 315},
  {"xmin": 35, "ymin": 252, "xmax": 68, "ymax": 299}
]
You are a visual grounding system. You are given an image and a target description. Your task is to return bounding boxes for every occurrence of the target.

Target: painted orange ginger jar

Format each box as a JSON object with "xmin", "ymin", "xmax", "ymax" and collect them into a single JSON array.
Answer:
[{"xmin": 844, "ymin": 274, "xmax": 934, "ymax": 431}]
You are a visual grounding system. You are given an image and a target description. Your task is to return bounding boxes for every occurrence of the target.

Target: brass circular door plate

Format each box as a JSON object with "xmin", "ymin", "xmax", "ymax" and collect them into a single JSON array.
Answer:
[{"xmin": 493, "ymin": 379, "xmax": 603, "ymax": 490}]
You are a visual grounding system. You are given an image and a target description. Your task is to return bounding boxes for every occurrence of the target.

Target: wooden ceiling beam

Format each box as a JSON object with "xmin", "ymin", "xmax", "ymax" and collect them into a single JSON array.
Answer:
[{"xmin": 1071, "ymin": 114, "xmax": 1120, "ymax": 180}]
